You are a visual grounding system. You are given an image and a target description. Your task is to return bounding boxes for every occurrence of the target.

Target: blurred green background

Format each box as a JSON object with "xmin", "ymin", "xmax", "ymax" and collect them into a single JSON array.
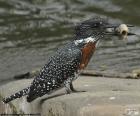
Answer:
[{"xmin": 0, "ymin": 0, "xmax": 140, "ymax": 83}]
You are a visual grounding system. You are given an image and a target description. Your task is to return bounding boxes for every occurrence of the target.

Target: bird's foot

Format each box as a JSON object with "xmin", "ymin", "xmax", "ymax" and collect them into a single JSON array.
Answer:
[
  {"xmin": 64, "ymin": 81, "xmax": 86, "ymax": 94},
  {"xmin": 65, "ymin": 88, "xmax": 71, "ymax": 94},
  {"xmin": 70, "ymin": 83, "xmax": 86, "ymax": 93},
  {"xmin": 71, "ymin": 89, "xmax": 86, "ymax": 93},
  {"xmin": 65, "ymin": 89, "xmax": 86, "ymax": 94}
]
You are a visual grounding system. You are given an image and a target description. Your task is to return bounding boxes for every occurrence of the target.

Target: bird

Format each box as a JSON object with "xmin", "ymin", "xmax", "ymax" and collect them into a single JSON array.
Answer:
[{"xmin": 2, "ymin": 17, "xmax": 135, "ymax": 103}]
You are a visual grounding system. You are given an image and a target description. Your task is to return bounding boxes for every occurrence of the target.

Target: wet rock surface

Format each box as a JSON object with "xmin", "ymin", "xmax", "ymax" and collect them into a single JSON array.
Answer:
[{"xmin": 1, "ymin": 76, "xmax": 140, "ymax": 116}]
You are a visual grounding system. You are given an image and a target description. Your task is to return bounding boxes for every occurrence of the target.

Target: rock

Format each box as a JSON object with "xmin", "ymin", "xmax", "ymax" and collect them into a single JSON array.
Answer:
[
  {"xmin": 0, "ymin": 79, "xmax": 33, "ymax": 114},
  {"xmin": 0, "ymin": 95, "xmax": 16, "ymax": 114},
  {"xmin": 1, "ymin": 76, "xmax": 140, "ymax": 116},
  {"xmin": 14, "ymin": 69, "xmax": 40, "ymax": 79}
]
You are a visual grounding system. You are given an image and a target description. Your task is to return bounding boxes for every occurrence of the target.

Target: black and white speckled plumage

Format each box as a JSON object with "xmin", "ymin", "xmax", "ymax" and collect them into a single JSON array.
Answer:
[
  {"xmin": 3, "ymin": 17, "xmax": 117, "ymax": 103},
  {"xmin": 27, "ymin": 42, "xmax": 83, "ymax": 102}
]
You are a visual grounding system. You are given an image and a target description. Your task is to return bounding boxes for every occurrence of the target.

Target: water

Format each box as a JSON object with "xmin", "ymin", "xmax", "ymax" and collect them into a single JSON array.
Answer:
[{"xmin": 0, "ymin": 0, "xmax": 140, "ymax": 84}]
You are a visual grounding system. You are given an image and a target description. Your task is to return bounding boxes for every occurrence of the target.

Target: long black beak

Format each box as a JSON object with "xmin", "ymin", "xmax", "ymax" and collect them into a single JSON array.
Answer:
[
  {"xmin": 104, "ymin": 24, "xmax": 135, "ymax": 28},
  {"xmin": 104, "ymin": 32, "xmax": 136, "ymax": 36},
  {"xmin": 128, "ymin": 32, "xmax": 136, "ymax": 36}
]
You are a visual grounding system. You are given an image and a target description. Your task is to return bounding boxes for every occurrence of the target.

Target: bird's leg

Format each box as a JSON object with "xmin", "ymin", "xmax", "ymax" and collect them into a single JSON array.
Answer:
[
  {"xmin": 70, "ymin": 82, "xmax": 77, "ymax": 92},
  {"xmin": 64, "ymin": 79, "xmax": 72, "ymax": 94},
  {"xmin": 70, "ymin": 82, "xmax": 86, "ymax": 93},
  {"xmin": 64, "ymin": 78, "xmax": 86, "ymax": 94},
  {"xmin": 69, "ymin": 72, "xmax": 85, "ymax": 92}
]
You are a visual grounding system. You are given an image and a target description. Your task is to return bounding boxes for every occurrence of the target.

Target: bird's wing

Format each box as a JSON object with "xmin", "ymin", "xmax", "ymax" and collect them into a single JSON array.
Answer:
[{"xmin": 27, "ymin": 43, "xmax": 82, "ymax": 102}]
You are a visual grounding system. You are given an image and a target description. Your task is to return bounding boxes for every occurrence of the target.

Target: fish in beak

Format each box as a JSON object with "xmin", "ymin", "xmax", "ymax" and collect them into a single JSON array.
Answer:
[
  {"xmin": 105, "ymin": 23, "xmax": 136, "ymax": 39},
  {"xmin": 115, "ymin": 24, "xmax": 135, "ymax": 39}
]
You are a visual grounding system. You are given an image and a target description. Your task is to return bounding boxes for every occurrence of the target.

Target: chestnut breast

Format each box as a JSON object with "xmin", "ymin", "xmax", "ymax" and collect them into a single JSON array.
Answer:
[{"xmin": 79, "ymin": 42, "xmax": 96, "ymax": 69}]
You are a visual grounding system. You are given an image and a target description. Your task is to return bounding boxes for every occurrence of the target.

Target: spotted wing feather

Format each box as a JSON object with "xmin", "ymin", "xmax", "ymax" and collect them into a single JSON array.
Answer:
[{"xmin": 27, "ymin": 42, "xmax": 82, "ymax": 102}]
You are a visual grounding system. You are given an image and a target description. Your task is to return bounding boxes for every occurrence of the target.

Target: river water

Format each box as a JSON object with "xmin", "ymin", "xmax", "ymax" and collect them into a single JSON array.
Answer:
[{"xmin": 0, "ymin": 0, "xmax": 140, "ymax": 83}]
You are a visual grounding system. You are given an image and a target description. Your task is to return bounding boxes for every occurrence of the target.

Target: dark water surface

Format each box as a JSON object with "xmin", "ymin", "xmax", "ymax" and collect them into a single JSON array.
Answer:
[{"xmin": 0, "ymin": 0, "xmax": 140, "ymax": 83}]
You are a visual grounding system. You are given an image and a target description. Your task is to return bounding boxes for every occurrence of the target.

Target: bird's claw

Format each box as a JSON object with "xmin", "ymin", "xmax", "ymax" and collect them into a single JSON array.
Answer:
[{"xmin": 71, "ymin": 89, "xmax": 86, "ymax": 93}]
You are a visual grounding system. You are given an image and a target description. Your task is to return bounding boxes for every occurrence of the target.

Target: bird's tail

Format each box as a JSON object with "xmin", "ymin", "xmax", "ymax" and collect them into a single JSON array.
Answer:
[{"xmin": 2, "ymin": 87, "xmax": 30, "ymax": 103}]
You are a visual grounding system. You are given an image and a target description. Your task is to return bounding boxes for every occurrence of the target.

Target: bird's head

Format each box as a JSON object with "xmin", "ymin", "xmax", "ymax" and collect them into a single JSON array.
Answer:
[{"xmin": 74, "ymin": 17, "xmax": 135, "ymax": 45}]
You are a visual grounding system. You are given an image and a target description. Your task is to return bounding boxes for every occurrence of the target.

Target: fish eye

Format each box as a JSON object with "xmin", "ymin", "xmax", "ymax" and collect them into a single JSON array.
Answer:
[{"xmin": 121, "ymin": 30, "xmax": 127, "ymax": 35}]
